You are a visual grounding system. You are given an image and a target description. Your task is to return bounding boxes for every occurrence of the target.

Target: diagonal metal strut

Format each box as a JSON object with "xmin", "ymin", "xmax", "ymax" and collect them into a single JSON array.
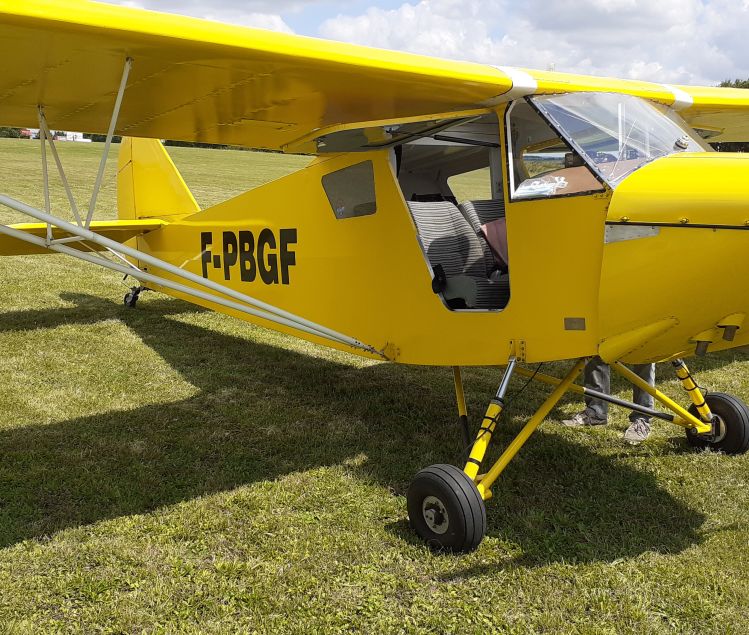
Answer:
[{"xmin": 0, "ymin": 194, "xmax": 384, "ymax": 358}]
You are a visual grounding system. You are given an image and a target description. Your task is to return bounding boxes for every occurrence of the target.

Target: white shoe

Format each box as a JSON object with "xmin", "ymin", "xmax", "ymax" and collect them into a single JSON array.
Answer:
[
  {"xmin": 624, "ymin": 418, "xmax": 651, "ymax": 445},
  {"xmin": 562, "ymin": 411, "xmax": 607, "ymax": 427}
]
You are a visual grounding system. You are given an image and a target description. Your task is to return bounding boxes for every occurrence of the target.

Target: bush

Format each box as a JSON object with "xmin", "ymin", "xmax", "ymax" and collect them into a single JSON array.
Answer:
[{"xmin": 0, "ymin": 127, "xmax": 21, "ymax": 138}]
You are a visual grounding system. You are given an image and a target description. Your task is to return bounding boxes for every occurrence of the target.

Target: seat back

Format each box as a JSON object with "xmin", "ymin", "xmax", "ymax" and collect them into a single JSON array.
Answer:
[
  {"xmin": 407, "ymin": 201, "xmax": 486, "ymax": 281},
  {"xmin": 458, "ymin": 199, "xmax": 506, "ymax": 234}
]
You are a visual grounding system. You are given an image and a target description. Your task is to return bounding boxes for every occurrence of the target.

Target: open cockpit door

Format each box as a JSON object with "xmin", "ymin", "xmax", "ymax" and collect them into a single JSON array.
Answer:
[{"xmin": 499, "ymin": 99, "xmax": 608, "ymax": 360}]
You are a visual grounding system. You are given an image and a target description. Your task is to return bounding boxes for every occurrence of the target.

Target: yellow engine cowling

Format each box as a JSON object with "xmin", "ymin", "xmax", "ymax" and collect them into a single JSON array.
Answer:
[{"xmin": 599, "ymin": 152, "xmax": 749, "ymax": 362}]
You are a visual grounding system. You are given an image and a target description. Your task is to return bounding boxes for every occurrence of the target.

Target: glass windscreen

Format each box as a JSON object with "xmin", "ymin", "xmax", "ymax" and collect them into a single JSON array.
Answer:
[{"xmin": 531, "ymin": 93, "xmax": 710, "ymax": 186}]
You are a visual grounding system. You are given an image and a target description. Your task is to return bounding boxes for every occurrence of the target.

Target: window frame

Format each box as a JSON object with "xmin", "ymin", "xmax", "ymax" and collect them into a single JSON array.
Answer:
[
  {"xmin": 321, "ymin": 160, "xmax": 378, "ymax": 220},
  {"xmin": 505, "ymin": 98, "xmax": 608, "ymax": 204}
]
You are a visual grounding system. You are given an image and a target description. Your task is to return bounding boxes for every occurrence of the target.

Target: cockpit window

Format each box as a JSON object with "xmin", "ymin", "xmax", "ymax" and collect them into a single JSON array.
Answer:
[
  {"xmin": 506, "ymin": 100, "xmax": 604, "ymax": 200},
  {"xmin": 531, "ymin": 92, "xmax": 711, "ymax": 187}
]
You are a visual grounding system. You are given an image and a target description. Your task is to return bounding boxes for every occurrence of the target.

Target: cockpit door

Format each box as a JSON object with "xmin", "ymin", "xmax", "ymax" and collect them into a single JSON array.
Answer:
[{"xmin": 498, "ymin": 101, "xmax": 609, "ymax": 362}]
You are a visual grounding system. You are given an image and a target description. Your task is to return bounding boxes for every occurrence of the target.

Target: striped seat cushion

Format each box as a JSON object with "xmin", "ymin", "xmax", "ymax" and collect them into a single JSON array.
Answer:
[
  {"xmin": 459, "ymin": 199, "xmax": 506, "ymax": 234},
  {"xmin": 408, "ymin": 201, "xmax": 486, "ymax": 281},
  {"xmin": 475, "ymin": 275, "xmax": 510, "ymax": 310},
  {"xmin": 407, "ymin": 201, "xmax": 509, "ymax": 310}
]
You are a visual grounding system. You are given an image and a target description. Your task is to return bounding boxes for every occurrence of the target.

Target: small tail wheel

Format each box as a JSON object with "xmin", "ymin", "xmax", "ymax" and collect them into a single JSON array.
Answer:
[
  {"xmin": 123, "ymin": 288, "xmax": 140, "ymax": 308},
  {"xmin": 686, "ymin": 392, "xmax": 749, "ymax": 455},
  {"xmin": 407, "ymin": 464, "xmax": 486, "ymax": 553}
]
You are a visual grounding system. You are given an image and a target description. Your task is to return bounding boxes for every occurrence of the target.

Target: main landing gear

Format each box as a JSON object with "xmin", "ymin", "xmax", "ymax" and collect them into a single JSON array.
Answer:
[{"xmin": 407, "ymin": 357, "xmax": 749, "ymax": 552}]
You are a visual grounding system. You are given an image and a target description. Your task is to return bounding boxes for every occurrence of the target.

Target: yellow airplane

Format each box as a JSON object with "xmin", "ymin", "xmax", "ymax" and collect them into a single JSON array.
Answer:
[{"xmin": 1, "ymin": 0, "xmax": 749, "ymax": 552}]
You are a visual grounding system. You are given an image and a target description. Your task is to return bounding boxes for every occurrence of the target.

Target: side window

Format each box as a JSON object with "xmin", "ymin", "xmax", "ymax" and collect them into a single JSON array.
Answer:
[
  {"xmin": 506, "ymin": 101, "xmax": 604, "ymax": 201},
  {"xmin": 447, "ymin": 167, "xmax": 492, "ymax": 203},
  {"xmin": 322, "ymin": 161, "xmax": 377, "ymax": 219}
]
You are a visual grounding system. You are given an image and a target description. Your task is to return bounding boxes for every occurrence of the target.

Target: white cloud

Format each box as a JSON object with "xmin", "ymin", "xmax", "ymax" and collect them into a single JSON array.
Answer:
[
  {"xmin": 320, "ymin": 0, "xmax": 749, "ymax": 85},
  {"xmin": 104, "ymin": 0, "xmax": 295, "ymax": 33},
  {"xmin": 101, "ymin": 0, "xmax": 749, "ymax": 84},
  {"xmin": 112, "ymin": 0, "xmax": 319, "ymax": 13}
]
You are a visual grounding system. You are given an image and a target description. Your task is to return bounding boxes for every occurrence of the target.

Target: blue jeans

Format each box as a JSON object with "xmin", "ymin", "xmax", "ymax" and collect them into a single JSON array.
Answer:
[{"xmin": 583, "ymin": 356, "xmax": 655, "ymax": 423}]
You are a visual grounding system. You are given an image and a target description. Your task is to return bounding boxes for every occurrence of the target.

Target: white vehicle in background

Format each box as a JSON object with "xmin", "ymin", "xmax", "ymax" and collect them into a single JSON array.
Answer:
[{"xmin": 54, "ymin": 131, "xmax": 92, "ymax": 143}]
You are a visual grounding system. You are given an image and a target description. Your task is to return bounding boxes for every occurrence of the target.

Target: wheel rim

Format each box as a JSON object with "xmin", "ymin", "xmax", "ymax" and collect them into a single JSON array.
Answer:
[
  {"xmin": 711, "ymin": 414, "xmax": 727, "ymax": 443},
  {"xmin": 422, "ymin": 495, "xmax": 449, "ymax": 535}
]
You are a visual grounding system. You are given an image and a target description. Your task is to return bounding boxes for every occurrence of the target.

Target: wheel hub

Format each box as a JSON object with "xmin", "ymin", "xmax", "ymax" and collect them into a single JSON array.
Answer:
[
  {"xmin": 710, "ymin": 414, "xmax": 727, "ymax": 443},
  {"xmin": 422, "ymin": 495, "xmax": 449, "ymax": 534}
]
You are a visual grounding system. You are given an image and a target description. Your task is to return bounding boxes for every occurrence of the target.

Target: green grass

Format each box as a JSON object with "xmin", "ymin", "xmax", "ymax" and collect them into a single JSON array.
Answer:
[{"xmin": 0, "ymin": 138, "xmax": 748, "ymax": 633}]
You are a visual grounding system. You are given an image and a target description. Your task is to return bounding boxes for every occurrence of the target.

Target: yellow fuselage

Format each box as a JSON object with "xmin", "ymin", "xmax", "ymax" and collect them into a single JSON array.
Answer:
[{"xmin": 121, "ymin": 140, "xmax": 749, "ymax": 367}]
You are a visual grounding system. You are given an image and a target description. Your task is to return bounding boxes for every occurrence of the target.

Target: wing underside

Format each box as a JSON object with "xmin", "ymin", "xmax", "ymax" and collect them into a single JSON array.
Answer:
[{"xmin": 0, "ymin": 0, "xmax": 746, "ymax": 148}]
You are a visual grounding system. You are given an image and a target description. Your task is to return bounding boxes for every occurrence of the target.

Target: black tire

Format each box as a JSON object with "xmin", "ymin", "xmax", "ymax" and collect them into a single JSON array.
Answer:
[
  {"xmin": 686, "ymin": 392, "xmax": 749, "ymax": 455},
  {"xmin": 407, "ymin": 464, "xmax": 486, "ymax": 553},
  {"xmin": 123, "ymin": 291, "xmax": 138, "ymax": 308}
]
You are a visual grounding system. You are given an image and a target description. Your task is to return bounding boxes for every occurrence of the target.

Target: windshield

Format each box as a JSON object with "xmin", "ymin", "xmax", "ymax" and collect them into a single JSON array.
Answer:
[{"xmin": 531, "ymin": 93, "xmax": 710, "ymax": 187}]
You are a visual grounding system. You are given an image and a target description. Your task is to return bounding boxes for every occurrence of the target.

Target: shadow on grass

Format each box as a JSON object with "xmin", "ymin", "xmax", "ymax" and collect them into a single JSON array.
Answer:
[{"xmin": 0, "ymin": 294, "xmax": 706, "ymax": 565}]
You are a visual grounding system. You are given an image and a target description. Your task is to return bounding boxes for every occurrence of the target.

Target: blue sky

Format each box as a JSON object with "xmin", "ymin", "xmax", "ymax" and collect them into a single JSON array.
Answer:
[{"xmin": 109, "ymin": 0, "xmax": 749, "ymax": 86}]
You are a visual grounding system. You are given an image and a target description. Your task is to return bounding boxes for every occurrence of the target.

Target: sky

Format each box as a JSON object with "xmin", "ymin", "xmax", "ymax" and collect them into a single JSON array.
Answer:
[{"xmin": 108, "ymin": 0, "xmax": 749, "ymax": 86}]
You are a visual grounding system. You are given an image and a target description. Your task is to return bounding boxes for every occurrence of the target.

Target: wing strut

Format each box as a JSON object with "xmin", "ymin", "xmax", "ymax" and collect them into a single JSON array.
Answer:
[
  {"xmin": 0, "ymin": 194, "xmax": 385, "ymax": 358},
  {"xmin": 2, "ymin": 54, "xmax": 385, "ymax": 357},
  {"xmin": 86, "ymin": 57, "xmax": 132, "ymax": 228}
]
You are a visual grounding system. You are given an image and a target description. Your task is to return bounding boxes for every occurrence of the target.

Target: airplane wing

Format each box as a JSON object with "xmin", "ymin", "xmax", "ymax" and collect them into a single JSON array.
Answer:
[
  {"xmin": 673, "ymin": 85, "xmax": 749, "ymax": 142},
  {"xmin": 0, "ymin": 219, "xmax": 166, "ymax": 256},
  {"xmin": 0, "ymin": 0, "xmax": 747, "ymax": 149}
]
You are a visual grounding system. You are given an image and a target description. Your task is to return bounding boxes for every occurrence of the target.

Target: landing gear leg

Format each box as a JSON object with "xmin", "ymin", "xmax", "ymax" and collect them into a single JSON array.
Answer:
[
  {"xmin": 123, "ymin": 285, "xmax": 144, "ymax": 308},
  {"xmin": 452, "ymin": 367, "xmax": 471, "ymax": 449},
  {"xmin": 611, "ymin": 359, "xmax": 749, "ymax": 455},
  {"xmin": 407, "ymin": 358, "xmax": 584, "ymax": 552}
]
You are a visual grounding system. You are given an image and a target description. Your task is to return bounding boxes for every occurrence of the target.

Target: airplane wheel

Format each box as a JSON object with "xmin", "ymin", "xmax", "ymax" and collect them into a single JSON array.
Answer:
[
  {"xmin": 123, "ymin": 290, "xmax": 139, "ymax": 308},
  {"xmin": 407, "ymin": 464, "xmax": 486, "ymax": 553},
  {"xmin": 686, "ymin": 392, "xmax": 749, "ymax": 455}
]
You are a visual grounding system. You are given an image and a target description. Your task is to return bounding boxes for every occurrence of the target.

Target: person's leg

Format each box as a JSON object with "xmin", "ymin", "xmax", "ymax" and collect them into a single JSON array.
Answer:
[
  {"xmin": 629, "ymin": 363, "xmax": 655, "ymax": 423},
  {"xmin": 624, "ymin": 363, "xmax": 656, "ymax": 444},
  {"xmin": 583, "ymin": 356, "xmax": 610, "ymax": 421},
  {"xmin": 563, "ymin": 357, "xmax": 609, "ymax": 426}
]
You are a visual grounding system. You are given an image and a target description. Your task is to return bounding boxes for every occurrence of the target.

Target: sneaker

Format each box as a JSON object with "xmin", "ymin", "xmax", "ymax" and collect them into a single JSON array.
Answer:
[
  {"xmin": 562, "ymin": 411, "xmax": 607, "ymax": 427},
  {"xmin": 624, "ymin": 418, "xmax": 651, "ymax": 445}
]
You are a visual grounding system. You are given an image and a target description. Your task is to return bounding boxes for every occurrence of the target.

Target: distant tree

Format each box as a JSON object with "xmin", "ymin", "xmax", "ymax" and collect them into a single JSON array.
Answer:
[
  {"xmin": 711, "ymin": 79, "xmax": 749, "ymax": 152},
  {"xmin": 0, "ymin": 127, "xmax": 21, "ymax": 138},
  {"xmin": 164, "ymin": 139, "xmax": 228, "ymax": 149},
  {"xmin": 720, "ymin": 78, "xmax": 749, "ymax": 89},
  {"xmin": 87, "ymin": 133, "xmax": 122, "ymax": 143}
]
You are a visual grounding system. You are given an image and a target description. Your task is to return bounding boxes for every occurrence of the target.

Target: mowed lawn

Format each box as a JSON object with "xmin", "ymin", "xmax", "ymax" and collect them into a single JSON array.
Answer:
[{"xmin": 0, "ymin": 138, "xmax": 748, "ymax": 633}]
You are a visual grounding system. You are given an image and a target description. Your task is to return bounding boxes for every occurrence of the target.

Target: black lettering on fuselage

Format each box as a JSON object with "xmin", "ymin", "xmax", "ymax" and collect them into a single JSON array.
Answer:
[
  {"xmin": 238, "ymin": 230, "xmax": 256, "ymax": 282},
  {"xmin": 200, "ymin": 232, "xmax": 212, "ymax": 279},
  {"xmin": 279, "ymin": 228, "xmax": 297, "ymax": 285},
  {"xmin": 222, "ymin": 232, "xmax": 238, "ymax": 280},
  {"xmin": 257, "ymin": 229, "xmax": 278, "ymax": 285},
  {"xmin": 200, "ymin": 228, "xmax": 297, "ymax": 286}
]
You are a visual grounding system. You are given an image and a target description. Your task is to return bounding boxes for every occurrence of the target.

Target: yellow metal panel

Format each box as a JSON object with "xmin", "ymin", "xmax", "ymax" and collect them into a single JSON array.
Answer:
[
  {"xmin": 599, "ymin": 152, "xmax": 749, "ymax": 362},
  {"xmin": 0, "ymin": 219, "xmax": 165, "ymax": 256},
  {"xmin": 0, "ymin": 0, "xmax": 513, "ymax": 148},
  {"xmin": 526, "ymin": 68, "xmax": 675, "ymax": 103},
  {"xmin": 127, "ymin": 119, "xmax": 609, "ymax": 365},
  {"xmin": 118, "ymin": 138, "xmax": 200, "ymax": 220},
  {"xmin": 609, "ymin": 153, "xmax": 749, "ymax": 226}
]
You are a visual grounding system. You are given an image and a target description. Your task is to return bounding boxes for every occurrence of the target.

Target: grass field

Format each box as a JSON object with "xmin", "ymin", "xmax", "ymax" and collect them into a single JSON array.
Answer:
[{"xmin": 0, "ymin": 137, "xmax": 748, "ymax": 633}]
